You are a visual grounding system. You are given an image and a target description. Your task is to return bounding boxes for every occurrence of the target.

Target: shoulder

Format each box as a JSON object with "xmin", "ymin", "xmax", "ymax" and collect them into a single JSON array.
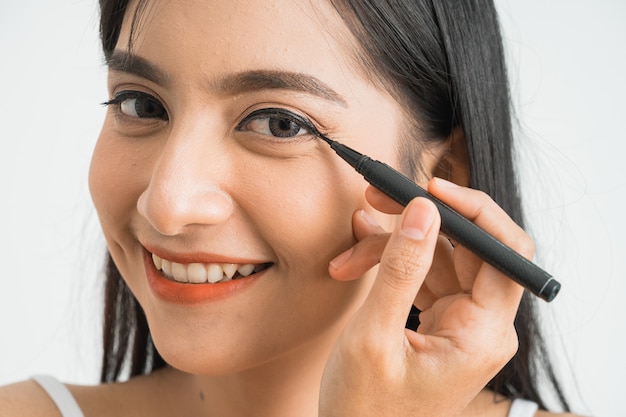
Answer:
[
  {"xmin": 0, "ymin": 378, "xmax": 137, "ymax": 417},
  {"xmin": 0, "ymin": 370, "xmax": 175, "ymax": 417},
  {"xmin": 0, "ymin": 379, "xmax": 63, "ymax": 417}
]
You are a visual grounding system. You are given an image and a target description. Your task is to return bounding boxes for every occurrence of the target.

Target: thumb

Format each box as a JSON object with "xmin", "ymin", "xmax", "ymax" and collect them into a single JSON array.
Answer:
[{"xmin": 361, "ymin": 197, "xmax": 440, "ymax": 330}]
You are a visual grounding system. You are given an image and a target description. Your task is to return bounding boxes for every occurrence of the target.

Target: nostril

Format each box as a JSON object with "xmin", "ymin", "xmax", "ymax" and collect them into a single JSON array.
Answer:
[{"xmin": 137, "ymin": 179, "xmax": 235, "ymax": 236}]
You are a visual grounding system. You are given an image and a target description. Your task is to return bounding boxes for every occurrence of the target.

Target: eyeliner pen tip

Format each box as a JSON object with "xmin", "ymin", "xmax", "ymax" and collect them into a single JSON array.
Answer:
[{"xmin": 317, "ymin": 134, "xmax": 334, "ymax": 146}]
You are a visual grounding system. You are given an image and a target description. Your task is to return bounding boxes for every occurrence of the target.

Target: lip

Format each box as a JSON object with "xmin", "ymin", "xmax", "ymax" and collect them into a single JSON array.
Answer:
[
  {"xmin": 143, "ymin": 244, "xmax": 271, "ymax": 265},
  {"xmin": 143, "ymin": 249, "xmax": 268, "ymax": 304}
]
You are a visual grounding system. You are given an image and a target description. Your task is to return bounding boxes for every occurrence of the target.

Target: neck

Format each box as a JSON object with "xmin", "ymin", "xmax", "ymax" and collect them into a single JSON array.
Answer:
[{"xmin": 181, "ymin": 326, "xmax": 342, "ymax": 417}]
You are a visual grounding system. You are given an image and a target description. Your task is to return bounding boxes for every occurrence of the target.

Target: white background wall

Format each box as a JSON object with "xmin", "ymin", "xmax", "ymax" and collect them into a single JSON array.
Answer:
[{"xmin": 0, "ymin": 1, "xmax": 624, "ymax": 415}]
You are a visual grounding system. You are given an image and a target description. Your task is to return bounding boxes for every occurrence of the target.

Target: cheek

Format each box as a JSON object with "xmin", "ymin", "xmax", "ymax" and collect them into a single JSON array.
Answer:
[
  {"xmin": 88, "ymin": 127, "xmax": 150, "ymax": 248},
  {"xmin": 232, "ymin": 157, "xmax": 376, "ymax": 347},
  {"xmin": 239, "ymin": 156, "xmax": 365, "ymax": 269}
]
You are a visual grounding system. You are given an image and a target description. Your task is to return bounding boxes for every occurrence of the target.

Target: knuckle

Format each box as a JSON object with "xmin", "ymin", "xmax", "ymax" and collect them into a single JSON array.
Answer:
[
  {"xmin": 474, "ymin": 189, "xmax": 493, "ymax": 204},
  {"xmin": 518, "ymin": 235, "xmax": 536, "ymax": 260},
  {"xmin": 493, "ymin": 328, "xmax": 519, "ymax": 366},
  {"xmin": 507, "ymin": 331, "xmax": 520, "ymax": 358},
  {"xmin": 339, "ymin": 329, "xmax": 394, "ymax": 373},
  {"xmin": 471, "ymin": 190, "xmax": 494, "ymax": 213},
  {"xmin": 359, "ymin": 334, "xmax": 389, "ymax": 362},
  {"xmin": 508, "ymin": 232, "xmax": 535, "ymax": 260},
  {"xmin": 466, "ymin": 318, "xmax": 519, "ymax": 371},
  {"xmin": 498, "ymin": 327, "xmax": 519, "ymax": 361}
]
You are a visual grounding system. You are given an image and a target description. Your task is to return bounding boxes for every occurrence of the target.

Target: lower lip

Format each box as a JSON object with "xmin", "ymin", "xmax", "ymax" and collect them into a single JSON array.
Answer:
[{"xmin": 144, "ymin": 251, "xmax": 264, "ymax": 304}]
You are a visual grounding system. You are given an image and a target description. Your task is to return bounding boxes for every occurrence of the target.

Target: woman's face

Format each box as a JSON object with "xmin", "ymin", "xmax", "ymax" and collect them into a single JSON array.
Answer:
[{"xmin": 90, "ymin": 0, "xmax": 442, "ymax": 374}]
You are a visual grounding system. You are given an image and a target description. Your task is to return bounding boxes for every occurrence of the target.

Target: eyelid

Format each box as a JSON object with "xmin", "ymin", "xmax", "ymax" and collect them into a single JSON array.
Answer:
[
  {"xmin": 102, "ymin": 90, "xmax": 156, "ymax": 106},
  {"xmin": 236, "ymin": 107, "xmax": 323, "ymax": 138},
  {"xmin": 102, "ymin": 90, "xmax": 169, "ymax": 121}
]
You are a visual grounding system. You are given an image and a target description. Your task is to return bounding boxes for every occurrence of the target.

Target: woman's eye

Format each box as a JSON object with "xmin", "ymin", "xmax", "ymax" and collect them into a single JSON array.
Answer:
[
  {"xmin": 104, "ymin": 91, "xmax": 168, "ymax": 120},
  {"xmin": 237, "ymin": 108, "xmax": 315, "ymax": 139}
]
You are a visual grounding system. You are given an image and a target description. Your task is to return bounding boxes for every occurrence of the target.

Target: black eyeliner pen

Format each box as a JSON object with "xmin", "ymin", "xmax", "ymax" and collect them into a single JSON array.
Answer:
[{"xmin": 319, "ymin": 135, "xmax": 561, "ymax": 302}]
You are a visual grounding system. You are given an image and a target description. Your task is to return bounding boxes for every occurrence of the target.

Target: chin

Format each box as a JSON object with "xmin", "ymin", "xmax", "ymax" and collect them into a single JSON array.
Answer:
[{"xmin": 152, "ymin": 333, "xmax": 285, "ymax": 377}]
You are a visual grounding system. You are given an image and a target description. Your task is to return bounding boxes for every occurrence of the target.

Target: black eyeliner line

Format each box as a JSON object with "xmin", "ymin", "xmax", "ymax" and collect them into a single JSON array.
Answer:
[
  {"xmin": 237, "ymin": 107, "xmax": 323, "ymax": 136},
  {"xmin": 242, "ymin": 108, "xmax": 316, "ymax": 127},
  {"xmin": 101, "ymin": 91, "xmax": 148, "ymax": 107}
]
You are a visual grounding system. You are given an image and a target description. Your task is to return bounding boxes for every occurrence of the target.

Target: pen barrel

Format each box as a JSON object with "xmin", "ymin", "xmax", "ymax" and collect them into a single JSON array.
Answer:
[{"xmin": 355, "ymin": 157, "xmax": 561, "ymax": 302}]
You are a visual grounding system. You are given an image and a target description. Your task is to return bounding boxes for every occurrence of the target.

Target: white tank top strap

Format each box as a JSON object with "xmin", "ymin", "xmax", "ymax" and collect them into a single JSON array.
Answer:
[
  {"xmin": 508, "ymin": 398, "xmax": 539, "ymax": 417},
  {"xmin": 32, "ymin": 375, "xmax": 85, "ymax": 417}
]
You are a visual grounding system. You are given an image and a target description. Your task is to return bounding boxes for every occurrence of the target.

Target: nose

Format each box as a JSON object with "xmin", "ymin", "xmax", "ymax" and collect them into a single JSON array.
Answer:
[{"xmin": 137, "ymin": 122, "xmax": 235, "ymax": 236}]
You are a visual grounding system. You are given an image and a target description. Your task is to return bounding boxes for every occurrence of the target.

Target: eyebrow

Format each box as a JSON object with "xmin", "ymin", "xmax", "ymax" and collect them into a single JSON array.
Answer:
[
  {"xmin": 106, "ymin": 50, "xmax": 347, "ymax": 107},
  {"xmin": 107, "ymin": 50, "xmax": 169, "ymax": 85}
]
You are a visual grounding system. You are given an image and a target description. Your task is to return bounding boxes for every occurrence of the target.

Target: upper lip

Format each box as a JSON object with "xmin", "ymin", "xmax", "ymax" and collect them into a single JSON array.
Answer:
[{"xmin": 142, "ymin": 243, "xmax": 273, "ymax": 265}]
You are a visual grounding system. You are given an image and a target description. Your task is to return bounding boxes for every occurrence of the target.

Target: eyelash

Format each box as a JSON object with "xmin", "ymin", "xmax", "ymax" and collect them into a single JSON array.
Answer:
[
  {"xmin": 235, "ymin": 107, "xmax": 321, "ymax": 140},
  {"xmin": 103, "ymin": 91, "xmax": 322, "ymax": 141},
  {"xmin": 102, "ymin": 91, "xmax": 169, "ymax": 121}
]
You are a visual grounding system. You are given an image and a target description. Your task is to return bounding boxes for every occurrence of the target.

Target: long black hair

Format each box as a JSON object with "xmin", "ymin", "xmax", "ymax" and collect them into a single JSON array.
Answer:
[{"xmin": 97, "ymin": 0, "xmax": 569, "ymax": 411}]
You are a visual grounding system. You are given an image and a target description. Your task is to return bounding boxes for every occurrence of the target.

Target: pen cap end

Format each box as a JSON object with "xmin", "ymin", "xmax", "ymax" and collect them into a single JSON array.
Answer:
[{"xmin": 539, "ymin": 278, "xmax": 561, "ymax": 302}]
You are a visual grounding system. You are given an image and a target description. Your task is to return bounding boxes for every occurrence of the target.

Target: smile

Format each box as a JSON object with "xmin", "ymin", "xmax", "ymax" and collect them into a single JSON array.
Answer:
[{"xmin": 151, "ymin": 253, "xmax": 272, "ymax": 284}]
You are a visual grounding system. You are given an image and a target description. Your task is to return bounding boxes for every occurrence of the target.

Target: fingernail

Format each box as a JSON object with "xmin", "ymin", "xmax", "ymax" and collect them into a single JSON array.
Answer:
[
  {"xmin": 330, "ymin": 247, "xmax": 354, "ymax": 269},
  {"xmin": 359, "ymin": 210, "xmax": 379, "ymax": 228},
  {"xmin": 401, "ymin": 201, "xmax": 435, "ymax": 240},
  {"xmin": 433, "ymin": 177, "xmax": 460, "ymax": 188}
]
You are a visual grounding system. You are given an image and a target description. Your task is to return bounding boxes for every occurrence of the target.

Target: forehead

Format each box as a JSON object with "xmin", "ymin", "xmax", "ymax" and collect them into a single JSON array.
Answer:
[{"xmin": 117, "ymin": 0, "xmax": 359, "ymax": 82}]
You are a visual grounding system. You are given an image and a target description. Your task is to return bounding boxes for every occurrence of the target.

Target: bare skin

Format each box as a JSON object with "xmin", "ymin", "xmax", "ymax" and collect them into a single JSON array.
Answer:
[
  {"xmin": 0, "ymin": 183, "xmax": 582, "ymax": 416},
  {"xmin": 0, "ymin": 357, "xmax": 578, "ymax": 417},
  {"xmin": 0, "ymin": 0, "xmax": 584, "ymax": 416}
]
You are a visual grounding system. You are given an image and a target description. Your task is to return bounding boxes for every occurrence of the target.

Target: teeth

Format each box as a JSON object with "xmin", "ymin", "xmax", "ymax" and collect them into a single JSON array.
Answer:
[
  {"xmin": 206, "ymin": 264, "xmax": 223, "ymax": 283},
  {"xmin": 222, "ymin": 263, "xmax": 238, "ymax": 279},
  {"xmin": 187, "ymin": 263, "xmax": 207, "ymax": 283},
  {"xmin": 237, "ymin": 264, "xmax": 255, "ymax": 277},
  {"xmin": 171, "ymin": 262, "xmax": 188, "ymax": 282},
  {"xmin": 162, "ymin": 259, "xmax": 172, "ymax": 276},
  {"xmin": 151, "ymin": 254, "xmax": 268, "ymax": 284},
  {"xmin": 152, "ymin": 253, "xmax": 162, "ymax": 270}
]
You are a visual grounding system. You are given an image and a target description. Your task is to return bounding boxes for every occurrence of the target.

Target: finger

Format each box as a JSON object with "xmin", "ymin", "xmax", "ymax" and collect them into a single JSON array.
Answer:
[
  {"xmin": 413, "ymin": 284, "xmax": 436, "ymax": 312},
  {"xmin": 352, "ymin": 209, "xmax": 388, "ymax": 241},
  {"xmin": 451, "ymin": 245, "xmax": 482, "ymax": 292},
  {"xmin": 418, "ymin": 236, "xmax": 462, "ymax": 305},
  {"xmin": 427, "ymin": 178, "xmax": 529, "ymax": 310},
  {"xmin": 328, "ymin": 210, "xmax": 390, "ymax": 281},
  {"xmin": 427, "ymin": 178, "xmax": 532, "ymax": 258},
  {"xmin": 365, "ymin": 185, "xmax": 405, "ymax": 215},
  {"xmin": 360, "ymin": 197, "xmax": 440, "ymax": 330}
]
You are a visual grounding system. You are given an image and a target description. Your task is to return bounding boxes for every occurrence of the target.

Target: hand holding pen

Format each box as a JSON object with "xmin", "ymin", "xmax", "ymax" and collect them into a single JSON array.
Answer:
[
  {"xmin": 320, "ymin": 136, "xmax": 560, "ymax": 302},
  {"xmin": 320, "ymin": 177, "xmax": 528, "ymax": 417}
]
